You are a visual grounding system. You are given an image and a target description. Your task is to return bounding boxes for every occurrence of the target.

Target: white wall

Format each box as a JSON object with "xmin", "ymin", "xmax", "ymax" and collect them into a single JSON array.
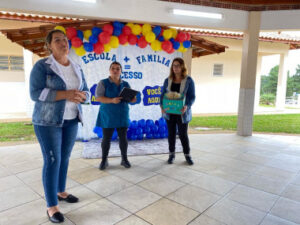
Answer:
[
  {"xmin": 192, "ymin": 50, "xmax": 241, "ymax": 114},
  {"xmin": 0, "ymin": 82, "xmax": 26, "ymax": 113},
  {"xmin": 191, "ymin": 37, "xmax": 289, "ymax": 114}
]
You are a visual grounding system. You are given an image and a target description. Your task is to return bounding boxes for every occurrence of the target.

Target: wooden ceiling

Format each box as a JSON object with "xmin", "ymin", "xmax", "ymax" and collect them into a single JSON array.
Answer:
[
  {"xmin": 0, "ymin": 20, "xmax": 227, "ymax": 58},
  {"xmin": 160, "ymin": 0, "xmax": 300, "ymax": 11}
]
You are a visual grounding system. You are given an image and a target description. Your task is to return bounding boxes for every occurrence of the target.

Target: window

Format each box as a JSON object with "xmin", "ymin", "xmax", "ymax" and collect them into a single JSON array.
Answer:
[
  {"xmin": 213, "ymin": 63, "xmax": 223, "ymax": 76},
  {"xmin": 0, "ymin": 56, "xmax": 24, "ymax": 71}
]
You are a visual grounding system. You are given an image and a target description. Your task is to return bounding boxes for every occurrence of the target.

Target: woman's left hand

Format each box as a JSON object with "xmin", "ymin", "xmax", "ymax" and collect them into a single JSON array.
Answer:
[
  {"xmin": 130, "ymin": 96, "xmax": 137, "ymax": 103},
  {"xmin": 181, "ymin": 105, "xmax": 187, "ymax": 114}
]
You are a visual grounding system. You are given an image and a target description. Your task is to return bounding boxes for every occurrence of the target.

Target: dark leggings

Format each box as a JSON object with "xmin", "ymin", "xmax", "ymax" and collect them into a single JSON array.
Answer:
[
  {"xmin": 101, "ymin": 127, "xmax": 128, "ymax": 159},
  {"xmin": 166, "ymin": 115, "xmax": 190, "ymax": 155}
]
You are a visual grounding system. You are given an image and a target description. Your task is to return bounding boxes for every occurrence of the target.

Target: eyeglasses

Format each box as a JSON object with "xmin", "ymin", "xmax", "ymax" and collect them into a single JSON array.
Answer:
[{"xmin": 172, "ymin": 64, "xmax": 181, "ymax": 68}]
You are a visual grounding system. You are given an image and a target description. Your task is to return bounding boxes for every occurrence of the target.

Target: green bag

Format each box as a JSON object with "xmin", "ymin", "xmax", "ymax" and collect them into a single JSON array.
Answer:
[{"xmin": 163, "ymin": 94, "xmax": 185, "ymax": 115}]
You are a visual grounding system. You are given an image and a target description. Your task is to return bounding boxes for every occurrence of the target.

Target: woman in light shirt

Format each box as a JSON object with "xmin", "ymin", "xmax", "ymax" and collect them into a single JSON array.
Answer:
[{"xmin": 30, "ymin": 29, "xmax": 89, "ymax": 223}]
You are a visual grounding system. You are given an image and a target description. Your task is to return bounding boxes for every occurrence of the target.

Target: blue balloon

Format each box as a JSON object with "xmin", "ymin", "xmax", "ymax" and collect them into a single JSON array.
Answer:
[
  {"xmin": 136, "ymin": 127, "xmax": 143, "ymax": 135},
  {"xmin": 159, "ymin": 126, "xmax": 166, "ymax": 134},
  {"xmin": 151, "ymin": 125, "xmax": 159, "ymax": 133},
  {"xmin": 144, "ymin": 126, "xmax": 151, "ymax": 134},
  {"xmin": 113, "ymin": 21, "xmax": 123, "ymax": 29},
  {"xmin": 113, "ymin": 28, "xmax": 122, "ymax": 36},
  {"xmin": 158, "ymin": 36, "xmax": 164, "ymax": 42},
  {"xmin": 146, "ymin": 133, "xmax": 153, "ymax": 139},
  {"xmin": 83, "ymin": 42, "xmax": 93, "ymax": 52},
  {"xmin": 154, "ymin": 133, "xmax": 160, "ymax": 139},
  {"xmin": 112, "ymin": 129, "xmax": 118, "ymax": 140},
  {"xmin": 137, "ymin": 133, "xmax": 144, "ymax": 140},
  {"xmin": 77, "ymin": 30, "xmax": 84, "ymax": 40},
  {"xmin": 92, "ymin": 27, "xmax": 102, "ymax": 36},
  {"xmin": 138, "ymin": 119, "xmax": 146, "ymax": 128},
  {"xmin": 89, "ymin": 35, "xmax": 98, "ymax": 44},
  {"xmin": 155, "ymin": 120, "xmax": 159, "ymax": 127},
  {"xmin": 131, "ymin": 134, "xmax": 137, "ymax": 140},
  {"xmin": 146, "ymin": 119, "xmax": 154, "ymax": 127},
  {"xmin": 158, "ymin": 118, "xmax": 166, "ymax": 127},
  {"xmin": 183, "ymin": 40, "xmax": 191, "ymax": 48},
  {"xmin": 131, "ymin": 121, "xmax": 138, "ymax": 129},
  {"xmin": 68, "ymin": 40, "xmax": 72, "ymax": 49},
  {"xmin": 173, "ymin": 41, "xmax": 180, "ymax": 50},
  {"xmin": 153, "ymin": 26, "xmax": 161, "ymax": 37},
  {"xmin": 169, "ymin": 38, "xmax": 175, "ymax": 44}
]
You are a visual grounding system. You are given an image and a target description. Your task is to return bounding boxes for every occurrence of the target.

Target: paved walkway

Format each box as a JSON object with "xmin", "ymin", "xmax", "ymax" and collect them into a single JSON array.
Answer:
[{"xmin": 1, "ymin": 133, "xmax": 300, "ymax": 225}]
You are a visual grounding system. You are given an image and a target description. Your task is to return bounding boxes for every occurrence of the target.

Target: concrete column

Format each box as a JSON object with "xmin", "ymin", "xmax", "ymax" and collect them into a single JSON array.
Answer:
[
  {"xmin": 275, "ymin": 52, "xmax": 289, "ymax": 109},
  {"xmin": 254, "ymin": 54, "xmax": 262, "ymax": 111},
  {"xmin": 237, "ymin": 11, "xmax": 261, "ymax": 136},
  {"xmin": 23, "ymin": 48, "xmax": 34, "ymax": 118},
  {"xmin": 183, "ymin": 48, "xmax": 192, "ymax": 76}
]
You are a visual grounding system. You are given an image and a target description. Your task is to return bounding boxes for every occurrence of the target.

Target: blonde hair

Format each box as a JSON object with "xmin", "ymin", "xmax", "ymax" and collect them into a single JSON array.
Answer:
[{"xmin": 169, "ymin": 57, "xmax": 188, "ymax": 79}]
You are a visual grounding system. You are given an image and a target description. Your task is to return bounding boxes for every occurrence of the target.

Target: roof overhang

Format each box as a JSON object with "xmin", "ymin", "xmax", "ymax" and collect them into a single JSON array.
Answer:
[{"xmin": 0, "ymin": 19, "xmax": 227, "ymax": 58}]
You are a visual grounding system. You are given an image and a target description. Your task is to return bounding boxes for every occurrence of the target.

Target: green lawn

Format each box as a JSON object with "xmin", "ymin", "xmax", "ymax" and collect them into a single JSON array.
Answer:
[
  {"xmin": 0, "ymin": 114, "xmax": 300, "ymax": 142},
  {"xmin": 190, "ymin": 113, "xmax": 300, "ymax": 134},
  {"xmin": 0, "ymin": 122, "xmax": 36, "ymax": 142}
]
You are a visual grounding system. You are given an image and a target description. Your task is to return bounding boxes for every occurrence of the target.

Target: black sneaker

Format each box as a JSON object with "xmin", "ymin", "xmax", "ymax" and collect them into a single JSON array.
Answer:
[
  {"xmin": 167, "ymin": 155, "xmax": 175, "ymax": 164},
  {"xmin": 121, "ymin": 159, "xmax": 131, "ymax": 168},
  {"xmin": 99, "ymin": 159, "xmax": 108, "ymax": 170},
  {"xmin": 185, "ymin": 156, "xmax": 194, "ymax": 165}
]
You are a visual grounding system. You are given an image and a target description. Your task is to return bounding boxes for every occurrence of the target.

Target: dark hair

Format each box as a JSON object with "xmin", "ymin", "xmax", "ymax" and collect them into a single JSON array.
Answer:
[
  {"xmin": 169, "ymin": 57, "xmax": 188, "ymax": 79},
  {"xmin": 45, "ymin": 29, "xmax": 67, "ymax": 53},
  {"xmin": 109, "ymin": 61, "xmax": 122, "ymax": 72}
]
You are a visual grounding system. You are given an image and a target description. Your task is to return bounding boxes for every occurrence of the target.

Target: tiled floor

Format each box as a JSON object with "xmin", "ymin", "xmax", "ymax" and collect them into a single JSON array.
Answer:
[{"xmin": 1, "ymin": 133, "xmax": 300, "ymax": 225}]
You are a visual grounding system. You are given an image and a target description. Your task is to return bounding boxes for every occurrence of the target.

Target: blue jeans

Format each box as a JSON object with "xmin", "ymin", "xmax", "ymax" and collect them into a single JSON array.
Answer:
[{"xmin": 34, "ymin": 118, "xmax": 78, "ymax": 207}]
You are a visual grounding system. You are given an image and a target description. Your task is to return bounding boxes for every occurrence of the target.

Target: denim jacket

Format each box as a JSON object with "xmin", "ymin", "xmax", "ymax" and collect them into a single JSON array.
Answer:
[
  {"xmin": 30, "ymin": 55, "xmax": 90, "ymax": 127},
  {"xmin": 160, "ymin": 76, "xmax": 196, "ymax": 123}
]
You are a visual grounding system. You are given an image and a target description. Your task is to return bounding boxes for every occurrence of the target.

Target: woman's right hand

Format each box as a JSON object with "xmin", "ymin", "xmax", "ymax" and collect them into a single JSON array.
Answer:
[
  {"xmin": 161, "ymin": 107, "xmax": 166, "ymax": 114},
  {"xmin": 111, "ymin": 97, "xmax": 122, "ymax": 104},
  {"xmin": 66, "ymin": 90, "xmax": 86, "ymax": 104}
]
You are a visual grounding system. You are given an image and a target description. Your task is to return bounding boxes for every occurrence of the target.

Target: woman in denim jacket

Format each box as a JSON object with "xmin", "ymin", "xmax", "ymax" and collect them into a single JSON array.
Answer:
[
  {"xmin": 160, "ymin": 57, "xmax": 196, "ymax": 165},
  {"xmin": 30, "ymin": 29, "xmax": 89, "ymax": 223}
]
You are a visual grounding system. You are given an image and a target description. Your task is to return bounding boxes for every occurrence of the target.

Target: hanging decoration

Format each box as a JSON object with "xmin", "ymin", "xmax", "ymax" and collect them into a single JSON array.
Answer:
[{"xmin": 54, "ymin": 21, "xmax": 192, "ymax": 57}]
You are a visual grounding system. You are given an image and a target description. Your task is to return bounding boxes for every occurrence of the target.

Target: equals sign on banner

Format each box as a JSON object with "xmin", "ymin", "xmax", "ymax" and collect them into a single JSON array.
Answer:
[{"xmin": 124, "ymin": 65, "xmax": 131, "ymax": 70}]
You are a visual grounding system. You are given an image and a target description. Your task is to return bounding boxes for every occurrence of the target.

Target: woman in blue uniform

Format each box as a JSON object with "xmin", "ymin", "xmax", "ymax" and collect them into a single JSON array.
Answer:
[{"xmin": 95, "ymin": 61, "xmax": 136, "ymax": 170}]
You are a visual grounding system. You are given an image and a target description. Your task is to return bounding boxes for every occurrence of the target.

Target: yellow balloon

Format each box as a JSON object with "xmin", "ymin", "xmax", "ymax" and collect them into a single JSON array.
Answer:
[
  {"xmin": 142, "ymin": 24, "xmax": 152, "ymax": 36},
  {"xmin": 104, "ymin": 44, "xmax": 111, "ymax": 52},
  {"xmin": 74, "ymin": 46, "xmax": 86, "ymax": 56},
  {"xmin": 84, "ymin": 30, "xmax": 92, "ymax": 41},
  {"xmin": 132, "ymin": 24, "xmax": 142, "ymax": 35},
  {"xmin": 177, "ymin": 43, "xmax": 184, "ymax": 52},
  {"xmin": 145, "ymin": 32, "xmax": 156, "ymax": 43},
  {"xmin": 182, "ymin": 47, "xmax": 188, "ymax": 53},
  {"xmin": 151, "ymin": 40, "xmax": 161, "ymax": 51},
  {"xmin": 109, "ymin": 36, "xmax": 119, "ymax": 48},
  {"xmin": 126, "ymin": 23, "xmax": 134, "ymax": 29},
  {"xmin": 170, "ymin": 28, "xmax": 178, "ymax": 38},
  {"xmin": 163, "ymin": 29, "xmax": 173, "ymax": 40},
  {"xmin": 54, "ymin": 26, "xmax": 66, "ymax": 34}
]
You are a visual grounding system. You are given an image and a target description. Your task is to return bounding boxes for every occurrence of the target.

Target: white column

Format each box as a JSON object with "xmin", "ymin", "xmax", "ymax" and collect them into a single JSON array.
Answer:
[
  {"xmin": 275, "ymin": 52, "xmax": 289, "ymax": 109},
  {"xmin": 237, "ymin": 11, "xmax": 261, "ymax": 136},
  {"xmin": 254, "ymin": 54, "xmax": 262, "ymax": 111},
  {"xmin": 23, "ymin": 48, "xmax": 34, "ymax": 118},
  {"xmin": 183, "ymin": 48, "xmax": 192, "ymax": 76}
]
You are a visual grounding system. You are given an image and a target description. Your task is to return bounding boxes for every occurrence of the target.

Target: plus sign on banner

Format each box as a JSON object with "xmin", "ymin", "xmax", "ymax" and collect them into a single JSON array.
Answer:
[{"xmin": 69, "ymin": 45, "xmax": 181, "ymax": 140}]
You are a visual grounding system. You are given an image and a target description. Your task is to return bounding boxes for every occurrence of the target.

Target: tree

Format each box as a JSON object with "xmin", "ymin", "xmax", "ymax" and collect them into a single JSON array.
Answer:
[
  {"xmin": 286, "ymin": 64, "xmax": 300, "ymax": 97},
  {"xmin": 260, "ymin": 65, "xmax": 279, "ymax": 95}
]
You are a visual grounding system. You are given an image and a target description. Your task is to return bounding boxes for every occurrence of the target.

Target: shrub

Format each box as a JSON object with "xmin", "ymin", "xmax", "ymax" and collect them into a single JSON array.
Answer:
[{"xmin": 260, "ymin": 93, "xmax": 275, "ymax": 105}]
